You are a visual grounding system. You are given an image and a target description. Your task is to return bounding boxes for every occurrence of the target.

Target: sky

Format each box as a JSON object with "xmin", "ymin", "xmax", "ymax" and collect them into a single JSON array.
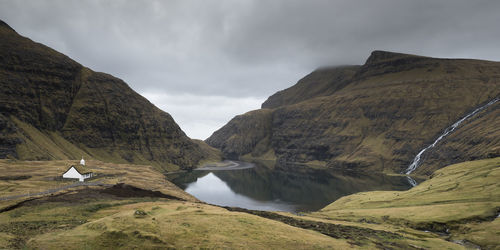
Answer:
[{"xmin": 1, "ymin": 0, "xmax": 500, "ymax": 139}]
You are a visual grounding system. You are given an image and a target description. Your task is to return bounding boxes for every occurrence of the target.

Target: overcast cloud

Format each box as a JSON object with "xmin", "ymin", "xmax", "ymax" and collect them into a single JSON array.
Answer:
[{"xmin": 1, "ymin": 0, "xmax": 499, "ymax": 139}]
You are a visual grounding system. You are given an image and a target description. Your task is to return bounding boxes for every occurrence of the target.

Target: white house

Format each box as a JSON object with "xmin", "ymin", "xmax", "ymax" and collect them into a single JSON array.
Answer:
[
  {"xmin": 62, "ymin": 165, "xmax": 93, "ymax": 182},
  {"xmin": 80, "ymin": 157, "xmax": 85, "ymax": 166}
]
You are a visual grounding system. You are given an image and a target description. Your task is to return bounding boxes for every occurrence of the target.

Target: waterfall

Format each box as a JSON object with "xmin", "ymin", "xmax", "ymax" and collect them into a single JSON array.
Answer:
[
  {"xmin": 404, "ymin": 97, "xmax": 499, "ymax": 175},
  {"xmin": 406, "ymin": 176, "xmax": 418, "ymax": 187}
]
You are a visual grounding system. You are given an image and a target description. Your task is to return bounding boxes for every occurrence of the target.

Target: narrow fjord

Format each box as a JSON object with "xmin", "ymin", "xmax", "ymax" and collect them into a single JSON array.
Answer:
[{"xmin": 1, "ymin": 12, "xmax": 499, "ymax": 250}]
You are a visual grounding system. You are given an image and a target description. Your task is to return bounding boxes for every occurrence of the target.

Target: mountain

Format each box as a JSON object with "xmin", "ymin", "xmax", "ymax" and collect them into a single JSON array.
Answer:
[
  {"xmin": 206, "ymin": 50, "xmax": 500, "ymax": 174},
  {"xmin": 0, "ymin": 20, "xmax": 219, "ymax": 171}
]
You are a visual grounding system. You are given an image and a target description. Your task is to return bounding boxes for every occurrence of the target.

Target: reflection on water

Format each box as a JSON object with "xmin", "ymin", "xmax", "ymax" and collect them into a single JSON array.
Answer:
[
  {"xmin": 168, "ymin": 162, "xmax": 412, "ymax": 213},
  {"xmin": 184, "ymin": 172, "xmax": 295, "ymax": 211}
]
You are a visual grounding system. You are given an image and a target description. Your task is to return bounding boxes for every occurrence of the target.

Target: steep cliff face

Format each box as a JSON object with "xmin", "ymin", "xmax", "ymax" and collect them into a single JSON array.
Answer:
[
  {"xmin": 418, "ymin": 103, "xmax": 499, "ymax": 175},
  {"xmin": 0, "ymin": 20, "xmax": 218, "ymax": 170},
  {"xmin": 207, "ymin": 50, "xmax": 500, "ymax": 174}
]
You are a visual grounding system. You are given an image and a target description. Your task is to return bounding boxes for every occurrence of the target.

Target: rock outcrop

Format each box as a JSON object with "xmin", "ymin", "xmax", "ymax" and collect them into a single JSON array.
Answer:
[
  {"xmin": 207, "ymin": 50, "xmax": 500, "ymax": 174},
  {"xmin": 0, "ymin": 20, "xmax": 219, "ymax": 170}
]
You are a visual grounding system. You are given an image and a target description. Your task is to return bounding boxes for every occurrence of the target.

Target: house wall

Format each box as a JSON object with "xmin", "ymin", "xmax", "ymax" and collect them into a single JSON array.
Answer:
[
  {"xmin": 63, "ymin": 167, "xmax": 82, "ymax": 180},
  {"xmin": 62, "ymin": 167, "xmax": 92, "ymax": 182}
]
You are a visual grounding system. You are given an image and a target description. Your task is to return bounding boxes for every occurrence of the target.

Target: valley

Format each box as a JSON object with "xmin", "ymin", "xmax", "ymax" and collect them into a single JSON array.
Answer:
[{"xmin": 0, "ymin": 17, "xmax": 499, "ymax": 249}]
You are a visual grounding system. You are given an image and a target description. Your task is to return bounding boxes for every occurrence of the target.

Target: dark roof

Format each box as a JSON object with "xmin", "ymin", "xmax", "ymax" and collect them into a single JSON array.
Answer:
[{"xmin": 64, "ymin": 165, "xmax": 93, "ymax": 175}]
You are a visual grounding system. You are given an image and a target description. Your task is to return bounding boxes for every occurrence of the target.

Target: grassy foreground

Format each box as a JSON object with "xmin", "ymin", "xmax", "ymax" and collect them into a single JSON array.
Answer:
[
  {"xmin": 311, "ymin": 157, "xmax": 500, "ymax": 249},
  {"xmin": 0, "ymin": 159, "xmax": 195, "ymax": 203},
  {"xmin": 0, "ymin": 158, "xmax": 498, "ymax": 249},
  {"xmin": 25, "ymin": 201, "xmax": 352, "ymax": 249}
]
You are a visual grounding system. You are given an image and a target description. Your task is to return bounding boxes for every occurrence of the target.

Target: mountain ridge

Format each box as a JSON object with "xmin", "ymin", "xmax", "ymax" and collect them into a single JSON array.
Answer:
[
  {"xmin": 0, "ymin": 20, "xmax": 219, "ymax": 170},
  {"xmin": 207, "ymin": 50, "xmax": 500, "ymax": 174},
  {"xmin": 261, "ymin": 65, "xmax": 359, "ymax": 109}
]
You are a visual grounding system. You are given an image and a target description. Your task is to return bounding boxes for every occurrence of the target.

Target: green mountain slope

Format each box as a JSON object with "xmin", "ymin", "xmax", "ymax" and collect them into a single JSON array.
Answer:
[
  {"xmin": 311, "ymin": 157, "xmax": 500, "ymax": 249},
  {"xmin": 207, "ymin": 51, "xmax": 500, "ymax": 174},
  {"xmin": 0, "ymin": 20, "xmax": 219, "ymax": 171},
  {"xmin": 261, "ymin": 65, "xmax": 359, "ymax": 109}
]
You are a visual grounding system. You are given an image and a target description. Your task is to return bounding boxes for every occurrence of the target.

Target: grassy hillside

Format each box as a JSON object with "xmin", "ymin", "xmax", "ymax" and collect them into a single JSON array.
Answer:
[
  {"xmin": 24, "ymin": 201, "xmax": 354, "ymax": 249},
  {"xmin": 311, "ymin": 157, "xmax": 500, "ymax": 249},
  {"xmin": 261, "ymin": 65, "xmax": 359, "ymax": 109},
  {"xmin": 207, "ymin": 50, "xmax": 500, "ymax": 174},
  {"xmin": 0, "ymin": 20, "xmax": 220, "ymax": 171},
  {"xmin": 0, "ymin": 159, "xmax": 196, "ymax": 203}
]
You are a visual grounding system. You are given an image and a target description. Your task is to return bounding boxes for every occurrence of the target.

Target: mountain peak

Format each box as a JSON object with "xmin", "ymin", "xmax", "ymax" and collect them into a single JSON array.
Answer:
[{"xmin": 364, "ymin": 50, "xmax": 422, "ymax": 65}]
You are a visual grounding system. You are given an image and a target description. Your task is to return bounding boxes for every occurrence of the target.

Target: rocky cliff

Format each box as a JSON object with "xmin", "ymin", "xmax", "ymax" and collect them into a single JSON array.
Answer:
[
  {"xmin": 0, "ymin": 20, "xmax": 219, "ymax": 171},
  {"xmin": 207, "ymin": 51, "xmax": 500, "ymax": 174}
]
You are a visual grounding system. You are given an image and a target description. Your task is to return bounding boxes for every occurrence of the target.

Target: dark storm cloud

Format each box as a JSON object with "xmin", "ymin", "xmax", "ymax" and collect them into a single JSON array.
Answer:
[{"xmin": 1, "ymin": 0, "xmax": 499, "ymax": 139}]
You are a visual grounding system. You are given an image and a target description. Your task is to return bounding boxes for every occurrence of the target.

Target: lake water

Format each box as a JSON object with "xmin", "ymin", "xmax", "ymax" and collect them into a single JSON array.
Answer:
[{"xmin": 168, "ymin": 161, "xmax": 413, "ymax": 213}]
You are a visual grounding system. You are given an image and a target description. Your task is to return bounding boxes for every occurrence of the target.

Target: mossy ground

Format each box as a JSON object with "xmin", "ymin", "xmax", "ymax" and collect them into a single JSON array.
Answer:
[
  {"xmin": 0, "ymin": 158, "xmax": 498, "ymax": 249},
  {"xmin": 25, "ymin": 201, "xmax": 354, "ymax": 249}
]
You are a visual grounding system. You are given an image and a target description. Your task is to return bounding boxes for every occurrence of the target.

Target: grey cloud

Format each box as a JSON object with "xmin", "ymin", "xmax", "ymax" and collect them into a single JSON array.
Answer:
[{"xmin": 222, "ymin": 0, "xmax": 500, "ymax": 67}]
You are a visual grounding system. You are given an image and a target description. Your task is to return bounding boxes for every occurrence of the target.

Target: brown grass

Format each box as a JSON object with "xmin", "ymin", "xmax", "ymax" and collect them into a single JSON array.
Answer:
[{"xmin": 0, "ymin": 159, "xmax": 196, "ymax": 206}]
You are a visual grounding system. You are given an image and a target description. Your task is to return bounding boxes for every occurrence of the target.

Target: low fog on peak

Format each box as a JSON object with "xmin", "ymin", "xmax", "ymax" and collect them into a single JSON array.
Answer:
[{"xmin": 2, "ymin": 0, "xmax": 500, "ymax": 139}]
